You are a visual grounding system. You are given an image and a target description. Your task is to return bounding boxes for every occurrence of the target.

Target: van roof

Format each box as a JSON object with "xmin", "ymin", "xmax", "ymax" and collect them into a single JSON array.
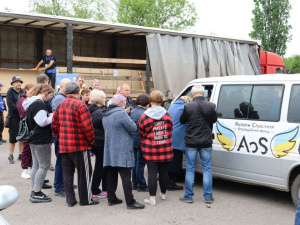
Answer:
[{"xmin": 189, "ymin": 74, "xmax": 300, "ymax": 84}]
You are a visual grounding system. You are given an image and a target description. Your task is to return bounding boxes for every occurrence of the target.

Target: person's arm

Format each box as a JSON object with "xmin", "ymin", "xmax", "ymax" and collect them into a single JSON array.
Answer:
[
  {"xmin": 79, "ymin": 104, "xmax": 95, "ymax": 144},
  {"xmin": 6, "ymin": 90, "xmax": 18, "ymax": 113},
  {"xmin": 212, "ymin": 104, "xmax": 217, "ymax": 123},
  {"xmin": 122, "ymin": 112, "xmax": 137, "ymax": 133},
  {"xmin": 180, "ymin": 105, "xmax": 188, "ymax": 124},
  {"xmin": 33, "ymin": 109, "xmax": 53, "ymax": 127},
  {"xmin": 46, "ymin": 60, "xmax": 55, "ymax": 69},
  {"xmin": 51, "ymin": 110, "xmax": 59, "ymax": 138},
  {"xmin": 35, "ymin": 59, "xmax": 44, "ymax": 69},
  {"xmin": 137, "ymin": 114, "xmax": 146, "ymax": 137}
]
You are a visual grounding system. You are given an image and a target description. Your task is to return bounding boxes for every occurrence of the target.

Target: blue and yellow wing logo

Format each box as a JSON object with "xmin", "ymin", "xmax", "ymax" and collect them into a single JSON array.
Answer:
[
  {"xmin": 215, "ymin": 121, "xmax": 236, "ymax": 151},
  {"xmin": 270, "ymin": 126, "xmax": 299, "ymax": 158}
]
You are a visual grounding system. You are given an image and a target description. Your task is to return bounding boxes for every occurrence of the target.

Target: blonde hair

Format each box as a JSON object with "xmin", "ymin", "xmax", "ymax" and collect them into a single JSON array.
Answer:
[
  {"xmin": 150, "ymin": 90, "xmax": 163, "ymax": 104},
  {"xmin": 27, "ymin": 84, "xmax": 54, "ymax": 98},
  {"xmin": 89, "ymin": 89, "xmax": 106, "ymax": 105}
]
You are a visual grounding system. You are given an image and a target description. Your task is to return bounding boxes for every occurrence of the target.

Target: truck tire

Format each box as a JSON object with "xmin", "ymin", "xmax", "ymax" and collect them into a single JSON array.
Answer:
[{"xmin": 291, "ymin": 174, "xmax": 300, "ymax": 207}]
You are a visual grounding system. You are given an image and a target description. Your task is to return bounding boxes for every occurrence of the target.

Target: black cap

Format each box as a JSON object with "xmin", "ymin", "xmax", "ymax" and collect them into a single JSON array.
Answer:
[{"xmin": 11, "ymin": 75, "xmax": 23, "ymax": 85}]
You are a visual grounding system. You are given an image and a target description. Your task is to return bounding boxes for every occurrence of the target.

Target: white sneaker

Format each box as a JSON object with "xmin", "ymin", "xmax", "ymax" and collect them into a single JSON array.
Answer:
[
  {"xmin": 160, "ymin": 194, "xmax": 167, "ymax": 200},
  {"xmin": 144, "ymin": 199, "xmax": 156, "ymax": 206},
  {"xmin": 21, "ymin": 171, "xmax": 30, "ymax": 179}
]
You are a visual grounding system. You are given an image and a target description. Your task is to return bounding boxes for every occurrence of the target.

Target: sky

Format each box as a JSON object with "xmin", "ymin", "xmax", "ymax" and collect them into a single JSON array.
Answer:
[{"xmin": 0, "ymin": 0, "xmax": 299, "ymax": 57}]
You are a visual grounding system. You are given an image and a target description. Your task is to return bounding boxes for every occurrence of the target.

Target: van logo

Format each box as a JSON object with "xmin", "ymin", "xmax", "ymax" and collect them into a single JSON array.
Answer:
[
  {"xmin": 216, "ymin": 121, "xmax": 236, "ymax": 151},
  {"xmin": 270, "ymin": 126, "xmax": 299, "ymax": 158}
]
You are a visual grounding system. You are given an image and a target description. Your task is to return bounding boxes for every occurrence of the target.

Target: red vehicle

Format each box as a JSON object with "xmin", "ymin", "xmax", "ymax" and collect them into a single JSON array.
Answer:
[{"xmin": 260, "ymin": 51, "xmax": 285, "ymax": 74}]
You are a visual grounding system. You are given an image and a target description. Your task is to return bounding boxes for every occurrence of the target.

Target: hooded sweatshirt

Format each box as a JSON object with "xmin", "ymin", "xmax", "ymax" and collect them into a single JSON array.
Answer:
[
  {"xmin": 138, "ymin": 106, "xmax": 173, "ymax": 162},
  {"xmin": 23, "ymin": 96, "xmax": 53, "ymax": 144}
]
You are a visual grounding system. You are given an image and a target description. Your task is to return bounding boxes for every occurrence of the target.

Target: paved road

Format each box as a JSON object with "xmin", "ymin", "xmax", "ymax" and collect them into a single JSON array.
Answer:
[{"xmin": 0, "ymin": 142, "xmax": 296, "ymax": 225}]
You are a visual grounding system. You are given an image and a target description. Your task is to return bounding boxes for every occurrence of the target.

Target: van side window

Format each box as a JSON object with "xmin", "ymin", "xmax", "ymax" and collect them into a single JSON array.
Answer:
[
  {"xmin": 180, "ymin": 85, "xmax": 214, "ymax": 101},
  {"xmin": 217, "ymin": 85, "xmax": 252, "ymax": 119},
  {"xmin": 217, "ymin": 85, "xmax": 283, "ymax": 121},
  {"xmin": 288, "ymin": 85, "xmax": 300, "ymax": 123}
]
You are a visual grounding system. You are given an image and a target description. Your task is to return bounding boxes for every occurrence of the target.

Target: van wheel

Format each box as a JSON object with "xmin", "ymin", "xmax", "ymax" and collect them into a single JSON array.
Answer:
[{"xmin": 291, "ymin": 174, "xmax": 300, "ymax": 207}]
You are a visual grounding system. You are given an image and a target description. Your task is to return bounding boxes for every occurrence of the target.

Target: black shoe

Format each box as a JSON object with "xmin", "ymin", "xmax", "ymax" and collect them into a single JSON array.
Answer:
[
  {"xmin": 68, "ymin": 201, "xmax": 77, "ymax": 207},
  {"xmin": 30, "ymin": 192, "xmax": 51, "ymax": 203},
  {"xmin": 167, "ymin": 183, "xmax": 183, "ymax": 191},
  {"xmin": 73, "ymin": 185, "xmax": 78, "ymax": 189},
  {"xmin": 44, "ymin": 179, "xmax": 49, "ymax": 184},
  {"xmin": 54, "ymin": 190, "xmax": 66, "ymax": 197},
  {"xmin": 8, "ymin": 155, "xmax": 14, "ymax": 164},
  {"xmin": 42, "ymin": 183, "xmax": 52, "ymax": 189},
  {"xmin": 108, "ymin": 198, "xmax": 123, "ymax": 206},
  {"xmin": 132, "ymin": 186, "xmax": 137, "ymax": 190},
  {"xmin": 17, "ymin": 154, "xmax": 22, "ymax": 161},
  {"xmin": 1, "ymin": 139, "xmax": 7, "ymax": 143},
  {"xmin": 127, "ymin": 202, "xmax": 145, "ymax": 209},
  {"xmin": 137, "ymin": 187, "xmax": 149, "ymax": 192},
  {"xmin": 80, "ymin": 199, "xmax": 99, "ymax": 206}
]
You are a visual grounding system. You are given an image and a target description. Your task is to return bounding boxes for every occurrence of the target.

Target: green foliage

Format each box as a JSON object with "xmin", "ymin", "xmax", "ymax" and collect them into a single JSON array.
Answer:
[
  {"xmin": 29, "ymin": 0, "xmax": 108, "ymax": 21},
  {"xmin": 284, "ymin": 55, "xmax": 300, "ymax": 74},
  {"xmin": 29, "ymin": 0, "xmax": 197, "ymax": 30},
  {"xmin": 249, "ymin": 0, "xmax": 292, "ymax": 56},
  {"xmin": 115, "ymin": 0, "xmax": 197, "ymax": 31}
]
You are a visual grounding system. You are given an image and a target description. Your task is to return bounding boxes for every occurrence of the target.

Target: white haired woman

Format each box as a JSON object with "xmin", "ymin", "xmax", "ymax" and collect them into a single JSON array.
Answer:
[
  {"xmin": 88, "ymin": 90, "xmax": 108, "ymax": 198},
  {"xmin": 102, "ymin": 94, "xmax": 145, "ymax": 209}
]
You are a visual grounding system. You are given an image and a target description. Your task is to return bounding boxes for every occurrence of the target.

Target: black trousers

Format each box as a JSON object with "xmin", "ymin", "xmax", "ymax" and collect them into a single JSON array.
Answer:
[
  {"xmin": 0, "ymin": 113, "xmax": 4, "ymax": 140},
  {"xmin": 168, "ymin": 149, "xmax": 183, "ymax": 184},
  {"xmin": 106, "ymin": 166, "xmax": 136, "ymax": 206},
  {"xmin": 45, "ymin": 72, "xmax": 56, "ymax": 89},
  {"xmin": 91, "ymin": 143, "xmax": 107, "ymax": 195},
  {"xmin": 147, "ymin": 161, "xmax": 169, "ymax": 196},
  {"xmin": 61, "ymin": 151, "xmax": 92, "ymax": 205}
]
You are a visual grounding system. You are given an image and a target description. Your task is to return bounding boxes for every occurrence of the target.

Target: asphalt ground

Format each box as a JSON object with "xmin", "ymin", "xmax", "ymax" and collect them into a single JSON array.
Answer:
[{"xmin": 0, "ymin": 142, "xmax": 296, "ymax": 225}]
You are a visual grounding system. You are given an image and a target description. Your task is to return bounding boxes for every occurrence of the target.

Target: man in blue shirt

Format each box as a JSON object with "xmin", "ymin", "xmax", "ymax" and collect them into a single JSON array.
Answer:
[
  {"xmin": 0, "ymin": 82, "xmax": 7, "ymax": 145},
  {"xmin": 35, "ymin": 49, "xmax": 57, "ymax": 89}
]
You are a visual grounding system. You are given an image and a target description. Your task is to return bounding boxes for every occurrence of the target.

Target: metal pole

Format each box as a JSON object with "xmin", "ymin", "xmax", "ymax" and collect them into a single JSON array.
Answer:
[
  {"xmin": 146, "ymin": 47, "xmax": 151, "ymax": 94},
  {"xmin": 67, "ymin": 23, "xmax": 73, "ymax": 74}
]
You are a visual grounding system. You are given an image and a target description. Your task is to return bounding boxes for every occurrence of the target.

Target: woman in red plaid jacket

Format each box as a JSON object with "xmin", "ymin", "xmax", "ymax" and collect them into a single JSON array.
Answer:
[{"xmin": 138, "ymin": 90, "xmax": 173, "ymax": 206}]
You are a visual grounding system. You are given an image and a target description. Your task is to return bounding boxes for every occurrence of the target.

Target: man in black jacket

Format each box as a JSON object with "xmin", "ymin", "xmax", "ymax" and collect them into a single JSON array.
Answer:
[
  {"xmin": 179, "ymin": 85, "xmax": 217, "ymax": 204},
  {"xmin": 6, "ymin": 76, "xmax": 24, "ymax": 164},
  {"xmin": 120, "ymin": 84, "xmax": 135, "ymax": 115}
]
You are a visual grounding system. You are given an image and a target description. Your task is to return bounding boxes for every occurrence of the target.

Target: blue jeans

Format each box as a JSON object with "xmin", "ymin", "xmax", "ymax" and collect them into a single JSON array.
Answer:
[
  {"xmin": 53, "ymin": 136, "xmax": 64, "ymax": 192},
  {"xmin": 184, "ymin": 147, "xmax": 213, "ymax": 201},
  {"xmin": 132, "ymin": 147, "xmax": 147, "ymax": 188},
  {"xmin": 295, "ymin": 199, "xmax": 300, "ymax": 225}
]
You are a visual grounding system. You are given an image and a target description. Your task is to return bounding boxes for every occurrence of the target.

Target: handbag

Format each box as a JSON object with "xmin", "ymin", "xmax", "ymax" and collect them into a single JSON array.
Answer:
[
  {"xmin": 4, "ymin": 115, "xmax": 11, "ymax": 128},
  {"xmin": 16, "ymin": 116, "xmax": 37, "ymax": 142}
]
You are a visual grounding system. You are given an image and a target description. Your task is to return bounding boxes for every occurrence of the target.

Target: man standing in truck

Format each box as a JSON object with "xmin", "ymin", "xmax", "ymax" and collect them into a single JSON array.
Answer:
[{"xmin": 35, "ymin": 49, "xmax": 57, "ymax": 89}]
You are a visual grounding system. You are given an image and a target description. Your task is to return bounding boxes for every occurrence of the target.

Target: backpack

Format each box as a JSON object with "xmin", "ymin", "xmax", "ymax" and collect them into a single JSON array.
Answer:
[
  {"xmin": 16, "ymin": 117, "xmax": 38, "ymax": 142},
  {"xmin": 16, "ymin": 100, "xmax": 39, "ymax": 142}
]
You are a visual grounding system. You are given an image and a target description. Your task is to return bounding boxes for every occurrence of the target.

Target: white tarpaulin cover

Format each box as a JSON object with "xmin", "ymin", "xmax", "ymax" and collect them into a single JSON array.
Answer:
[{"xmin": 146, "ymin": 33, "xmax": 261, "ymax": 99}]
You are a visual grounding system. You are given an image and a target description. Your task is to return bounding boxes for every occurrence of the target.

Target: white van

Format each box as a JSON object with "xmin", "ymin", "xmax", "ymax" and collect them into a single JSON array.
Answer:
[{"xmin": 173, "ymin": 74, "xmax": 300, "ymax": 206}]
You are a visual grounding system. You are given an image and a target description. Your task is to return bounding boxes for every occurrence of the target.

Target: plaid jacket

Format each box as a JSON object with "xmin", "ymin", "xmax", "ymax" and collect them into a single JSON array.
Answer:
[
  {"xmin": 138, "ymin": 111, "xmax": 173, "ymax": 162},
  {"xmin": 52, "ymin": 96, "xmax": 95, "ymax": 154}
]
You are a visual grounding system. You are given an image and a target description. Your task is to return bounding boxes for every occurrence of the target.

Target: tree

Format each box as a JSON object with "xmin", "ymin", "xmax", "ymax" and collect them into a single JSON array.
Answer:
[
  {"xmin": 29, "ymin": 0, "xmax": 72, "ymax": 17},
  {"xmin": 249, "ymin": 0, "xmax": 292, "ymax": 56},
  {"xmin": 284, "ymin": 55, "xmax": 300, "ymax": 74},
  {"xmin": 29, "ymin": 0, "xmax": 109, "ymax": 21},
  {"xmin": 115, "ymin": 0, "xmax": 197, "ymax": 31}
]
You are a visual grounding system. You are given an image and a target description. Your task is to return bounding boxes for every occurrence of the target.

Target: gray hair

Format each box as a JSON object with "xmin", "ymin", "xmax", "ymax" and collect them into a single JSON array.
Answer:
[
  {"xmin": 92, "ymin": 79, "xmax": 99, "ymax": 84},
  {"xmin": 90, "ymin": 89, "xmax": 106, "ymax": 105},
  {"xmin": 37, "ymin": 74, "xmax": 49, "ymax": 84},
  {"xmin": 191, "ymin": 85, "xmax": 205, "ymax": 95},
  {"xmin": 111, "ymin": 94, "xmax": 126, "ymax": 107},
  {"xmin": 65, "ymin": 82, "xmax": 80, "ymax": 94}
]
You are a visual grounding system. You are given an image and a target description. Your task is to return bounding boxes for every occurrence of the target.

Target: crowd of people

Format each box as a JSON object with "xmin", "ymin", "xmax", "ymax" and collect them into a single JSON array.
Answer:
[{"xmin": 0, "ymin": 72, "xmax": 217, "ymax": 209}]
